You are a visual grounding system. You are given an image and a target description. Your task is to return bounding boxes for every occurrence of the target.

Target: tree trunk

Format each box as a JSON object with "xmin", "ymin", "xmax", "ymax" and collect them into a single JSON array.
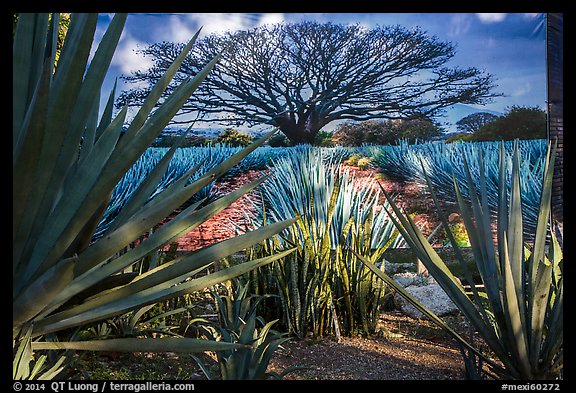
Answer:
[
  {"xmin": 546, "ymin": 13, "xmax": 563, "ymax": 225},
  {"xmin": 280, "ymin": 124, "xmax": 317, "ymax": 145},
  {"xmin": 274, "ymin": 112, "xmax": 324, "ymax": 145}
]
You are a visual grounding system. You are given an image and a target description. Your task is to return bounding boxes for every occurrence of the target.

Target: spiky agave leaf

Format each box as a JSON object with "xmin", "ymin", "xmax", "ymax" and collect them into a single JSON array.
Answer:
[
  {"xmin": 13, "ymin": 13, "xmax": 297, "ymax": 378},
  {"xmin": 366, "ymin": 140, "xmax": 561, "ymax": 379}
]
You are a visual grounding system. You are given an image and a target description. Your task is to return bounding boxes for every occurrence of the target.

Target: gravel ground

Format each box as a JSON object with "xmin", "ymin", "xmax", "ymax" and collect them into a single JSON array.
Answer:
[{"xmin": 267, "ymin": 311, "xmax": 469, "ymax": 380}]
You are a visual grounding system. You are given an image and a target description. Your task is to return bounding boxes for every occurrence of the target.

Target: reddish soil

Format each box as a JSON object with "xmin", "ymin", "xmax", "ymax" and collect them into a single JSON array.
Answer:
[{"xmin": 164, "ymin": 169, "xmax": 266, "ymax": 251}]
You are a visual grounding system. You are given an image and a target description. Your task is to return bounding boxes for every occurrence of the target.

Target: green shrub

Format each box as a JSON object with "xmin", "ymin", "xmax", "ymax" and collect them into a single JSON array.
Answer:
[
  {"xmin": 357, "ymin": 157, "xmax": 372, "ymax": 170},
  {"xmin": 238, "ymin": 148, "xmax": 403, "ymax": 338},
  {"xmin": 267, "ymin": 132, "xmax": 292, "ymax": 147},
  {"xmin": 472, "ymin": 106, "xmax": 546, "ymax": 141},
  {"xmin": 191, "ymin": 281, "xmax": 301, "ymax": 380},
  {"xmin": 344, "ymin": 153, "xmax": 362, "ymax": 166},
  {"xmin": 214, "ymin": 128, "xmax": 253, "ymax": 147}
]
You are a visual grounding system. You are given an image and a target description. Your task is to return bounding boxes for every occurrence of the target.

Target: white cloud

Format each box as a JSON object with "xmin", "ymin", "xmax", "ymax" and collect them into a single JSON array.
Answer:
[
  {"xmin": 512, "ymin": 81, "xmax": 532, "ymax": 97},
  {"xmin": 448, "ymin": 14, "xmax": 472, "ymax": 37},
  {"xmin": 111, "ymin": 32, "xmax": 154, "ymax": 76},
  {"xmin": 186, "ymin": 13, "xmax": 252, "ymax": 36},
  {"xmin": 475, "ymin": 13, "xmax": 507, "ymax": 23},
  {"xmin": 257, "ymin": 13, "xmax": 285, "ymax": 27},
  {"xmin": 157, "ymin": 15, "xmax": 197, "ymax": 43}
]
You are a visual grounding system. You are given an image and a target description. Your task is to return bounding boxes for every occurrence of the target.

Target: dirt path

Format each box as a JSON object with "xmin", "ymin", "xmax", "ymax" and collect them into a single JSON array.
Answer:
[{"xmin": 267, "ymin": 311, "xmax": 470, "ymax": 380}]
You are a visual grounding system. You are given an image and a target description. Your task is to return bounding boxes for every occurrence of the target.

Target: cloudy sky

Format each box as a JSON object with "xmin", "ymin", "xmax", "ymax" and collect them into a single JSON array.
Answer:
[{"xmin": 95, "ymin": 12, "xmax": 547, "ymax": 132}]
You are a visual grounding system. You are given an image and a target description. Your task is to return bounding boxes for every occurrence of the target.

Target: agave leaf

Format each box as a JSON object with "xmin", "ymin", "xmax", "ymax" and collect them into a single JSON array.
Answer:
[
  {"xmin": 39, "ymin": 176, "xmax": 266, "ymax": 318},
  {"xmin": 500, "ymin": 234, "xmax": 531, "ymax": 378},
  {"xmin": 506, "ymin": 142, "xmax": 527, "ymax": 328},
  {"xmin": 113, "ymin": 53, "xmax": 220, "ymax": 167},
  {"xmin": 13, "ymin": 325, "xmax": 34, "ymax": 379},
  {"xmin": 453, "ymin": 175, "xmax": 507, "ymax": 337},
  {"xmin": 73, "ymin": 14, "xmax": 125, "ymax": 129},
  {"xmin": 32, "ymin": 242, "xmax": 297, "ymax": 336},
  {"xmin": 30, "ymin": 14, "xmax": 97, "ymax": 234},
  {"xmin": 95, "ymin": 79, "xmax": 118, "ymax": 141},
  {"xmin": 78, "ymin": 173, "xmax": 267, "ymax": 281},
  {"xmin": 13, "ymin": 55, "xmax": 54, "ymax": 267},
  {"xmin": 13, "ymin": 13, "xmax": 54, "ymax": 142},
  {"xmin": 379, "ymin": 180, "xmax": 510, "ymax": 365},
  {"xmin": 460, "ymin": 153, "xmax": 498, "ymax": 288},
  {"xmin": 35, "ymin": 356, "xmax": 67, "ymax": 380},
  {"xmin": 17, "ymin": 105, "xmax": 128, "ymax": 291},
  {"xmin": 13, "ymin": 256, "xmax": 76, "ymax": 332},
  {"xmin": 32, "ymin": 337, "xmax": 248, "ymax": 353},
  {"xmin": 353, "ymin": 247, "xmax": 506, "ymax": 375},
  {"xmin": 12, "ymin": 14, "xmax": 58, "ymax": 268},
  {"xmin": 528, "ymin": 142, "xmax": 557, "ymax": 367},
  {"xmin": 540, "ymin": 279, "xmax": 562, "ymax": 368},
  {"xmin": 104, "ymin": 125, "xmax": 193, "ymax": 233},
  {"xmin": 420, "ymin": 159, "xmax": 490, "ymax": 326},
  {"xmin": 23, "ymin": 34, "xmax": 211, "ymax": 285},
  {"xmin": 29, "ymin": 355, "xmax": 48, "ymax": 380},
  {"xmin": 497, "ymin": 142, "xmax": 509, "ymax": 258},
  {"xmin": 56, "ymin": 13, "xmax": 127, "ymax": 185}
]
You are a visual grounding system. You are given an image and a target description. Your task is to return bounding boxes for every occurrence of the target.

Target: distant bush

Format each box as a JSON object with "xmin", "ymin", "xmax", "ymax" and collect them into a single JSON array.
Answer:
[
  {"xmin": 357, "ymin": 157, "xmax": 372, "ymax": 170},
  {"xmin": 445, "ymin": 132, "xmax": 474, "ymax": 143},
  {"xmin": 314, "ymin": 130, "xmax": 334, "ymax": 147},
  {"xmin": 214, "ymin": 128, "xmax": 254, "ymax": 146},
  {"xmin": 344, "ymin": 153, "xmax": 362, "ymax": 166},
  {"xmin": 455, "ymin": 112, "xmax": 500, "ymax": 134},
  {"xmin": 332, "ymin": 117, "xmax": 442, "ymax": 146},
  {"xmin": 470, "ymin": 106, "xmax": 546, "ymax": 141}
]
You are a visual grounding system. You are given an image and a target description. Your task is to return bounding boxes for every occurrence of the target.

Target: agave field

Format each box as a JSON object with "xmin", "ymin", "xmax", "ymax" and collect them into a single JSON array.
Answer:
[
  {"xmin": 14, "ymin": 13, "xmax": 561, "ymax": 382},
  {"xmin": 101, "ymin": 139, "xmax": 547, "ymax": 239}
]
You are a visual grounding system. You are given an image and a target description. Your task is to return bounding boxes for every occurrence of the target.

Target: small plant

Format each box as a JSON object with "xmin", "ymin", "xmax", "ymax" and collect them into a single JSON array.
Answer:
[
  {"xmin": 267, "ymin": 133, "xmax": 292, "ymax": 147},
  {"xmin": 344, "ymin": 153, "xmax": 362, "ymax": 166},
  {"xmin": 439, "ymin": 213, "xmax": 470, "ymax": 248},
  {"xmin": 357, "ymin": 156, "xmax": 372, "ymax": 170},
  {"xmin": 192, "ymin": 281, "xmax": 301, "ymax": 380},
  {"xmin": 239, "ymin": 148, "xmax": 403, "ymax": 338}
]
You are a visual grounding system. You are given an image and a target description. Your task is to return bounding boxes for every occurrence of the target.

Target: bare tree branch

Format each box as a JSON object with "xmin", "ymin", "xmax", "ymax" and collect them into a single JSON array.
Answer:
[{"xmin": 117, "ymin": 21, "xmax": 501, "ymax": 143}]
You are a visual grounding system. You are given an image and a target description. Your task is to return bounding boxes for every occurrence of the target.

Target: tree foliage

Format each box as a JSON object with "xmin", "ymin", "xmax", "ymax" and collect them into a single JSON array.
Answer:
[
  {"xmin": 456, "ymin": 112, "xmax": 500, "ymax": 134},
  {"xmin": 118, "ymin": 21, "xmax": 499, "ymax": 144},
  {"xmin": 474, "ymin": 106, "xmax": 546, "ymax": 141},
  {"xmin": 332, "ymin": 117, "xmax": 443, "ymax": 146}
]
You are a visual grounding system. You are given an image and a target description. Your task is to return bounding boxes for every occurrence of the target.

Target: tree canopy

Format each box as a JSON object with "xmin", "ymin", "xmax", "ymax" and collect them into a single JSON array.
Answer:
[
  {"xmin": 332, "ymin": 116, "xmax": 443, "ymax": 146},
  {"xmin": 118, "ymin": 21, "xmax": 500, "ymax": 144},
  {"xmin": 474, "ymin": 106, "xmax": 546, "ymax": 141},
  {"xmin": 447, "ymin": 106, "xmax": 546, "ymax": 142},
  {"xmin": 456, "ymin": 112, "xmax": 500, "ymax": 134}
]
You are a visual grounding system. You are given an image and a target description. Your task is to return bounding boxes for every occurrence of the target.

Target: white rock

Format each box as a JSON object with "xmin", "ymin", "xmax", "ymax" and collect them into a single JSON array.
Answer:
[
  {"xmin": 391, "ymin": 272, "xmax": 435, "ymax": 288},
  {"xmin": 393, "ymin": 283, "xmax": 459, "ymax": 319}
]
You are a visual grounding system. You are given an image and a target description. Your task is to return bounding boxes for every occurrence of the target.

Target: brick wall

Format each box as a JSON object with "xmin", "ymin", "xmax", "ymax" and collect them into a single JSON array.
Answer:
[{"xmin": 547, "ymin": 13, "xmax": 563, "ymax": 223}]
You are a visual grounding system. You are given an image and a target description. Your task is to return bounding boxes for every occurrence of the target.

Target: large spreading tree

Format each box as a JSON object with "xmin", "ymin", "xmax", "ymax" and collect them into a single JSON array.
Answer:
[{"xmin": 118, "ymin": 21, "xmax": 500, "ymax": 144}]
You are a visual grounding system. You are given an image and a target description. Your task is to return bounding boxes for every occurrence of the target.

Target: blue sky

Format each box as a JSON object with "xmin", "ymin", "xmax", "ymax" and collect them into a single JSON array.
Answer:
[{"xmin": 95, "ymin": 13, "xmax": 547, "ymax": 132}]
